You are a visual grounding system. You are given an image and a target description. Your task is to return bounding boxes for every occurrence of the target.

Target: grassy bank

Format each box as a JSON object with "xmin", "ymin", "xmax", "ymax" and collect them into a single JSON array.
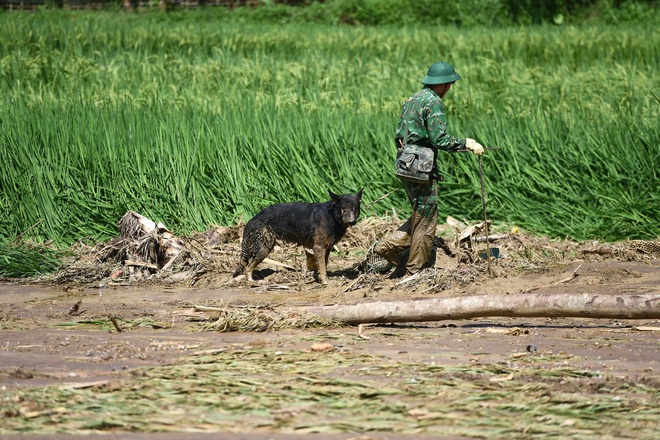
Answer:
[{"xmin": 1, "ymin": 10, "xmax": 658, "ymax": 247}]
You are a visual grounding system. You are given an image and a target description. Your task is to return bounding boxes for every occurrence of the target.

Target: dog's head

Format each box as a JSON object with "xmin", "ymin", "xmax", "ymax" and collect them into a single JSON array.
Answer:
[{"xmin": 329, "ymin": 189, "xmax": 363, "ymax": 227}]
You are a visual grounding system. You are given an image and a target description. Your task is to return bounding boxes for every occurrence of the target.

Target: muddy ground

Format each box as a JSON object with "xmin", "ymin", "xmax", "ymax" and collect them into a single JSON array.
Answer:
[{"xmin": 1, "ymin": 218, "xmax": 659, "ymax": 439}]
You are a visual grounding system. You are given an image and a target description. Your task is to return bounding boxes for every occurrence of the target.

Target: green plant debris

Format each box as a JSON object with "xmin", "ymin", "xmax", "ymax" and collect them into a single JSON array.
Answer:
[
  {"xmin": 54, "ymin": 317, "xmax": 170, "ymax": 332},
  {"xmin": 198, "ymin": 307, "xmax": 347, "ymax": 332},
  {"xmin": 2, "ymin": 348, "xmax": 657, "ymax": 438}
]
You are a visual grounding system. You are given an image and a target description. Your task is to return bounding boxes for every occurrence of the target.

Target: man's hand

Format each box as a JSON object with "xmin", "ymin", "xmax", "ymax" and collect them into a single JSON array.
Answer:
[{"xmin": 466, "ymin": 138, "xmax": 485, "ymax": 156}]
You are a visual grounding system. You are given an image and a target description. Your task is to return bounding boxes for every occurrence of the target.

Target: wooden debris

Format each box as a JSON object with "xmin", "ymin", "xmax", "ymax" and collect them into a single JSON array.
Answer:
[
  {"xmin": 109, "ymin": 315, "xmax": 123, "ymax": 333},
  {"xmin": 303, "ymin": 293, "xmax": 660, "ymax": 325},
  {"xmin": 118, "ymin": 210, "xmax": 186, "ymax": 263},
  {"xmin": 68, "ymin": 300, "xmax": 83, "ymax": 316},
  {"xmin": 124, "ymin": 259, "xmax": 158, "ymax": 270},
  {"xmin": 262, "ymin": 258, "xmax": 296, "ymax": 271},
  {"xmin": 634, "ymin": 326, "xmax": 660, "ymax": 331},
  {"xmin": 551, "ymin": 264, "xmax": 582, "ymax": 285},
  {"xmin": 61, "ymin": 380, "xmax": 110, "ymax": 390}
]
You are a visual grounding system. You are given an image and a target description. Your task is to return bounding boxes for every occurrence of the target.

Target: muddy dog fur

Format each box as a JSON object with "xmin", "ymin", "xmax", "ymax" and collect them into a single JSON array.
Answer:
[{"xmin": 234, "ymin": 190, "xmax": 363, "ymax": 283}]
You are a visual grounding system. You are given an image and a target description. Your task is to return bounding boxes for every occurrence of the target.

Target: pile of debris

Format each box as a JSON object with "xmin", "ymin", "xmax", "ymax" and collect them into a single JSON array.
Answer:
[
  {"xmin": 43, "ymin": 211, "xmax": 210, "ymax": 287},
  {"xmin": 32, "ymin": 211, "xmax": 659, "ymax": 290}
]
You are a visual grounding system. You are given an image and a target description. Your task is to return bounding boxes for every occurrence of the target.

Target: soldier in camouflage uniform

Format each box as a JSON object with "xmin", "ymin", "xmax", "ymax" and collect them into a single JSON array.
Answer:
[{"xmin": 374, "ymin": 61, "xmax": 484, "ymax": 276}]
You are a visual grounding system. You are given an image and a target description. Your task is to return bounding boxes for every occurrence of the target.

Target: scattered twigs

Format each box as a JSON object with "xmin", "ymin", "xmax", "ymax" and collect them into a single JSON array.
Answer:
[
  {"xmin": 396, "ymin": 271, "xmax": 422, "ymax": 286},
  {"xmin": 12, "ymin": 219, "xmax": 44, "ymax": 244},
  {"xmin": 262, "ymin": 258, "xmax": 296, "ymax": 271},
  {"xmin": 109, "ymin": 316, "xmax": 123, "ymax": 332},
  {"xmin": 195, "ymin": 305, "xmax": 224, "ymax": 312},
  {"xmin": 343, "ymin": 273, "xmax": 381, "ymax": 292},
  {"xmin": 68, "ymin": 300, "xmax": 84, "ymax": 316},
  {"xmin": 552, "ymin": 264, "xmax": 582, "ymax": 285},
  {"xmin": 475, "ymin": 234, "xmax": 508, "ymax": 243},
  {"xmin": 159, "ymin": 255, "xmax": 180, "ymax": 273},
  {"xmin": 61, "ymin": 380, "xmax": 110, "ymax": 390},
  {"xmin": 523, "ymin": 264, "xmax": 583, "ymax": 292},
  {"xmin": 363, "ymin": 188, "xmax": 400, "ymax": 210},
  {"xmin": 124, "ymin": 259, "xmax": 158, "ymax": 270},
  {"xmin": 344, "ymin": 274, "xmax": 364, "ymax": 292}
]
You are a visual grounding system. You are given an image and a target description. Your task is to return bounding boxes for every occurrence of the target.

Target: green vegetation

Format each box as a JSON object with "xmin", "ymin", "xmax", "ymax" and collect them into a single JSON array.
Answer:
[
  {"xmin": 0, "ymin": 240, "xmax": 61, "ymax": 278},
  {"xmin": 1, "ymin": 9, "xmax": 658, "ymax": 256},
  {"xmin": 5, "ymin": 0, "xmax": 658, "ymax": 27},
  {"xmin": 236, "ymin": 0, "xmax": 660, "ymax": 27}
]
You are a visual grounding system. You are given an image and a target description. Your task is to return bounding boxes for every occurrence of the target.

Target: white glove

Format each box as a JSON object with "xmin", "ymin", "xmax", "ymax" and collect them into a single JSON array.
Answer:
[{"xmin": 466, "ymin": 138, "xmax": 484, "ymax": 156}]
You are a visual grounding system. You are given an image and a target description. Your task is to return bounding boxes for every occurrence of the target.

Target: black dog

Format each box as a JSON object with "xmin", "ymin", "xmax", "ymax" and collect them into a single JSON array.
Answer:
[{"xmin": 233, "ymin": 190, "xmax": 363, "ymax": 284}]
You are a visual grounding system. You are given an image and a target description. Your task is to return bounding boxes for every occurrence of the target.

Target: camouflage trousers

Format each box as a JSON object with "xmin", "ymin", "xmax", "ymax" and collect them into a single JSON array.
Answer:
[{"xmin": 374, "ymin": 178, "xmax": 438, "ymax": 276}]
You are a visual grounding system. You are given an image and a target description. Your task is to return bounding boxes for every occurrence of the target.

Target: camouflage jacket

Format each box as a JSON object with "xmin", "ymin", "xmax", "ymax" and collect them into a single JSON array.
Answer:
[{"xmin": 395, "ymin": 87, "xmax": 466, "ymax": 152}]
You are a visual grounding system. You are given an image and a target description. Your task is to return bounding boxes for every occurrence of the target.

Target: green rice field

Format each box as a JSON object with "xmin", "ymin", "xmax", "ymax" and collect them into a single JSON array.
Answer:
[{"xmin": 1, "ymin": 10, "xmax": 658, "ymax": 246}]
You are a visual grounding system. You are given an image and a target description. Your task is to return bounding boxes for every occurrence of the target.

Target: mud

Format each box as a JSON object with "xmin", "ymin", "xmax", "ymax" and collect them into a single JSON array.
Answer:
[
  {"xmin": 1, "ymin": 223, "xmax": 659, "ymax": 439},
  {"xmin": 2, "ymin": 268, "xmax": 659, "ymax": 391}
]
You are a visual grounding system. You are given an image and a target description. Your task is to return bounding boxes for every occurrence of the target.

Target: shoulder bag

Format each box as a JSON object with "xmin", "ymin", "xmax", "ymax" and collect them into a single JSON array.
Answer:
[{"xmin": 395, "ymin": 144, "xmax": 435, "ymax": 184}]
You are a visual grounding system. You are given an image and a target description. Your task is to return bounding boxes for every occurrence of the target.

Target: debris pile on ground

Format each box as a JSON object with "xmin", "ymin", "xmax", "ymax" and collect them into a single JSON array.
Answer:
[
  {"xmin": 28, "ymin": 212, "xmax": 660, "ymax": 291},
  {"xmin": 39, "ymin": 211, "xmax": 209, "ymax": 286}
]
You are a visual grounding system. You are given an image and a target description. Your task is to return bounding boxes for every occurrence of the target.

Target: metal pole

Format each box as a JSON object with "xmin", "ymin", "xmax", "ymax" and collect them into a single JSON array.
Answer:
[{"xmin": 478, "ymin": 155, "xmax": 493, "ymax": 277}]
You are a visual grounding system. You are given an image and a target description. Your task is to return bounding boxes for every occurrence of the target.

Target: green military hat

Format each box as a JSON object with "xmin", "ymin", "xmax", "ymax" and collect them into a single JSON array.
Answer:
[{"xmin": 421, "ymin": 62, "xmax": 461, "ymax": 85}]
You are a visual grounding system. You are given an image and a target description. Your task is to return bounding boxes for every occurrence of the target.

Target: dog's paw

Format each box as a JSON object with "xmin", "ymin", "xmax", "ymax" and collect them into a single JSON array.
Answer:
[{"xmin": 226, "ymin": 274, "xmax": 246, "ymax": 285}]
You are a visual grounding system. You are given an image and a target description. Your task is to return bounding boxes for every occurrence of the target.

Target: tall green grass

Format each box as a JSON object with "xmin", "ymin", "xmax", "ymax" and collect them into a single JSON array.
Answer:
[
  {"xmin": 1, "ymin": 10, "xmax": 658, "ymax": 246},
  {"xmin": 0, "ymin": 240, "xmax": 62, "ymax": 278}
]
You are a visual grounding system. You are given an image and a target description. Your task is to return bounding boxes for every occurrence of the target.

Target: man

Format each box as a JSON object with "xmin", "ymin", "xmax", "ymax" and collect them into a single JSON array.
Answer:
[{"xmin": 374, "ymin": 61, "xmax": 484, "ymax": 276}]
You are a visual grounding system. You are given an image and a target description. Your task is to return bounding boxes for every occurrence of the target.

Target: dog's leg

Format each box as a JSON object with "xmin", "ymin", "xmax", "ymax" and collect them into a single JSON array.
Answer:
[
  {"xmin": 245, "ymin": 247, "xmax": 272, "ymax": 281},
  {"xmin": 313, "ymin": 245, "xmax": 330, "ymax": 284},
  {"xmin": 323, "ymin": 247, "xmax": 332, "ymax": 283},
  {"xmin": 233, "ymin": 259, "xmax": 247, "ymax": 278},
  {"xmin": 244, "ymin": 265, "xmax": 255, "ymax": 282},
  {"xmin": 305, "ymin": 249, "xmax": 318, "ymax": 272},
  {"xmin": 244, "ymin": 227, "xmax": 276, "ymax": 281}
]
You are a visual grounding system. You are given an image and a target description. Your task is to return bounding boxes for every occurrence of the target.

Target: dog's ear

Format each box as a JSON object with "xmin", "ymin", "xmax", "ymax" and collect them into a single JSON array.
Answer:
[
  {"xmin": 356, "ymin": 189, "xmax": 363, "ymax": 200},
  {"xmin": 328, "ymin": 191, "xmax": 340, "ymax": 203}
]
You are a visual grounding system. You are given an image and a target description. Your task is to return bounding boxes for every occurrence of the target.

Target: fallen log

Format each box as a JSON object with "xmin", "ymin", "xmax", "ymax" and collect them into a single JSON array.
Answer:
[{"xmin": 303, "ymin": 293, "xmax": 660, "ymax": 325}]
